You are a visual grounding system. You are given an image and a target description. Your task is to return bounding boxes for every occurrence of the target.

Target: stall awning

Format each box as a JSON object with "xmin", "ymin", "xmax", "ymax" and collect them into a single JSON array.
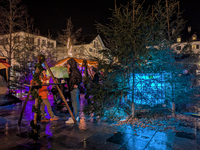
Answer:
[{"xmin": 54, "ymin": 58, "xmax": 98, "ymax": 67}]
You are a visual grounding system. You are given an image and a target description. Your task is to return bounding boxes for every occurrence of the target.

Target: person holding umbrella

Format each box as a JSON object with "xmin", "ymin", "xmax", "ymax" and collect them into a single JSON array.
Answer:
[{"xmin": 65, "ymin": 58, "xmax": 82, "ymax": 123}]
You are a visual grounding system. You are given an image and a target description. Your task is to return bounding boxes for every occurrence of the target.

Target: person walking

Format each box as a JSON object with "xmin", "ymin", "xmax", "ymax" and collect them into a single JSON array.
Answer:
[
  {"xmin": 65, "ymin": 58, "xmax": 82, "ymax": 123},
  {"xmin": 31, "ymin": 68, "xmax": 59, "ymax": 122}
]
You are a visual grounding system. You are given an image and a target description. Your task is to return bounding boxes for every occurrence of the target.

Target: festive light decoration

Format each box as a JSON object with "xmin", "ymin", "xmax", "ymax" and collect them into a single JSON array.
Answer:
[
  {"xmin": 28, "ymin": 54, "xmax": 45, "ymax": 142},
  {"xmin": 127, "ymin": 73, "xmax": 170, "ymax": 105},
  {"xmin": 67, "ymin": 38, "xmax": 73, "ymax": 56}
]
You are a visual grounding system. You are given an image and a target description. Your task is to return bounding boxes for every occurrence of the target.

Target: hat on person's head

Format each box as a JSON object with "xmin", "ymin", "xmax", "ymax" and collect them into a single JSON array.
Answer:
[{"xmin": 67, "ymin": 58, "xmax": 77, "ymax": 69}]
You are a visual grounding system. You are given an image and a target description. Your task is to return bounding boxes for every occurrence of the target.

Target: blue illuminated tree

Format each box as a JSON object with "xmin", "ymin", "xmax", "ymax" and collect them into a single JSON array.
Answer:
[{"xmin": 83, "ymin": 0, "xmax": 187, "ymax": 121}]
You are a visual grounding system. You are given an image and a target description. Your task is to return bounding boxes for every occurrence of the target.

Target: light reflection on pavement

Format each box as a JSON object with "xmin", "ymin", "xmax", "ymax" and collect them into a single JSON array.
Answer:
[{"xmin": 0, "ymin": 94, "xmax": 193, "ymax": 150}]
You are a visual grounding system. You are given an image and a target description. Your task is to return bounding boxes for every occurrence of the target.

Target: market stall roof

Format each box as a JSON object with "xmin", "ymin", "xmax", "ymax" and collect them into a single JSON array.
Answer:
[{"xmin": 54, "ymin": 58, "xmax": 98, "ymax": 67}]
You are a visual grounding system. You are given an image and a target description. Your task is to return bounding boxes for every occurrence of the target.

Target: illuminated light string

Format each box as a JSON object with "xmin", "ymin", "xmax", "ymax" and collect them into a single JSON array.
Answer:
[
  {"xmin": 56, "ymin": 60, "xmax": 95, "ymax": 68},
  {"xmin": 67, "ymin": 38, "xmax": 73, "ymax": 56}
]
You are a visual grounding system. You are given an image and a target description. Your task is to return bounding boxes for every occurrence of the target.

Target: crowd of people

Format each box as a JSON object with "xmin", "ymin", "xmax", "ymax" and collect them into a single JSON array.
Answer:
[
  {"xmin": 30, "ymin": 58, "xmax": 98, "ymax": 124},
  {"xmin": 27, "ymin": 62, "xmax": 200, "ymax": 123},
  {"xmin": 2, "ymin": 57, "xmax": 200, "ymax": 122}
]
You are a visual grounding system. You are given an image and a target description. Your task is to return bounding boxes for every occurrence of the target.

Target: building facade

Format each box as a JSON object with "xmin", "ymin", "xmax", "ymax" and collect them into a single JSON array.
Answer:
[
  {"xmin": 56, "ymin": 35, "xmax": 106, "ymax": 61},
  {"xmin": 172, "ymin": 33, "xmax": 200, "ymax": 54},
  {"xmin": 0, "ymin": 31, "xmax": 56, "ymax": 67}
]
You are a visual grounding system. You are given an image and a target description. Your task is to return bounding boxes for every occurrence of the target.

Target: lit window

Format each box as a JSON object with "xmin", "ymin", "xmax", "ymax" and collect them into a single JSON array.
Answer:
[
  {"xmin": 192, "ymin": 45, "xmax": 197, "ymax": 49},
  {"xmin": 177, "ymin": 37, "xmax": 181, "ymax": 42},
  {"xmin": 192, "ymin": 36, "xmax": 197, "ymax": 41}
]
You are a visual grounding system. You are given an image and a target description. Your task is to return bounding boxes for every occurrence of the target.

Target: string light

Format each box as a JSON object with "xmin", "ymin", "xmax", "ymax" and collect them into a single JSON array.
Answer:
[{"xmin": 67, "ymin": 38, "xmax": 73, "ymax": 56}]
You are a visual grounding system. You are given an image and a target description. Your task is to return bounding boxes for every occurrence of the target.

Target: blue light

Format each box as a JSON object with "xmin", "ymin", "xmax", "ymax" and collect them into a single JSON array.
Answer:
[{"xmin": 128, "ymin": 73, "xmax": 170, "ymax": 105}]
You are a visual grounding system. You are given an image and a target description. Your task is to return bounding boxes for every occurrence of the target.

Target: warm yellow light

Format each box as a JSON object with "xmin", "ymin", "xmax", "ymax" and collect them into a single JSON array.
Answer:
[
  {"xmin": 67, "ymin": 38, "xmax": 70, "ymax": 48},
  {"xmin": 192, "ymin": 36, "xmax": 197, "ymax": 40},
  {"xmin": 192, "ymin": 45, "xmax": 196, "ymax": 49},
  {"xmin": 177, "ymin": 38, "xmax": 181, "ymax": 42}
]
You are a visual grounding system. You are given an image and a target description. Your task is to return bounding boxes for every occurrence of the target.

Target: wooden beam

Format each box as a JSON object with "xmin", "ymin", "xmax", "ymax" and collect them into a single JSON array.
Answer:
[
  {"xmin": 18, "ymin": 87, "xmax": 32, "ymax": 126},
  {"xmin": 23, "ymin": 83, "xmax": 66, "ymax": 87},
  {"xmin": 44, "ymin": 61, "xmax": 77, "ymax": 123}
]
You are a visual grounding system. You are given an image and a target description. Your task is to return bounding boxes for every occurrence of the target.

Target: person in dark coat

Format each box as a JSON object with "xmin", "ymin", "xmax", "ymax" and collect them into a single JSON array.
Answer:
[
  {"xmin": 180, "ymin": 69, "xmax": 195, "ymax": 89},
  {"xmin": 176, "ymin": 69, "xmax": 195, "ymax": 112},
  {"xmin": 65, "ymin": 58, "xmax": 82, "ymax": 123},
  {"xmin": 91, "ymin": 67, "xmax": 100, "ymax": 84}
]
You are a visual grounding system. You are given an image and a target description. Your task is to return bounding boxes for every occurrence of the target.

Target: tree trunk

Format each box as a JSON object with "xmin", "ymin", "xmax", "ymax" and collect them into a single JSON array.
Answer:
[
  {"xmin": 172, "ymin": 102, "xmax": 175, "ymax": 117},
  {"xmin": 131, "ymin": 71, "xmax": 135, "ymax": 117},
  {"xmin": 131, "ymin": 102, "xmax": 135, "ymax": 117}
]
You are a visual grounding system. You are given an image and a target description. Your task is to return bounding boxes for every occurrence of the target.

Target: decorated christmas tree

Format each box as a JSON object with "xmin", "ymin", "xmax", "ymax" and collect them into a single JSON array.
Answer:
[{"xmin": 83, "ymin": 0, "xmax": 190, "ymax": 121}]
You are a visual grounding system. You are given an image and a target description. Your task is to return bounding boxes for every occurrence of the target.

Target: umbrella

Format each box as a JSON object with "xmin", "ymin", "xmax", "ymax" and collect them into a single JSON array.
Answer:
[
  {"xmin": 0, "ymin": 59, "xmax": 10, "ymax": 70},
  {"xmin": 46, "ymin": 66, "xmax": 69, "ymax": 78}
]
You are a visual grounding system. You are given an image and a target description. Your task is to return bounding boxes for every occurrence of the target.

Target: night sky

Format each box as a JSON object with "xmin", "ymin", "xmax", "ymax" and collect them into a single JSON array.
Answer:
[{"xmin": 19, "ymin": 0, "xmax": 200, "ymax": 39}]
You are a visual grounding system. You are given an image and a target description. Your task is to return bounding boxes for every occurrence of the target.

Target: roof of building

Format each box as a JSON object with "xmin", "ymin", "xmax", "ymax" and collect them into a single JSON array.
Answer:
[
  {"xmin": 76, "ymin": 34, "xmax": 98, "ymax": 45},
  {"xmin": 0, "ymin": 31, "xmax": 56, "ymax": 41},
  {"xmin": 54, "ymin": 57, "xmax": 98, "ymax": 67},
  {"xmin": 180, "ymin": 27, "xmax": 200, "ymax": 42}
]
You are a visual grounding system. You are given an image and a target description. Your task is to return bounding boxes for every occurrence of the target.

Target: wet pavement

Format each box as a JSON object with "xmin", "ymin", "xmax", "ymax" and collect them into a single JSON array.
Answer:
[{"xmin": 0, "ymin": 94, "xmax": 200, "ymax": 150}]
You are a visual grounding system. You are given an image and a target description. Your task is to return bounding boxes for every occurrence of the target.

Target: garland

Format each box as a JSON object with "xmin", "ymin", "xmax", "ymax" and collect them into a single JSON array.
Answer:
[{"xmin": 28, "ymin": 54, "xmax": 45, "ymax": 142}]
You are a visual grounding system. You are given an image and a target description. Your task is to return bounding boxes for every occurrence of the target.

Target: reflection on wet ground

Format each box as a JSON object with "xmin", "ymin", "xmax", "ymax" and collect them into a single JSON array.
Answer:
[{"xmin": 0, "ymin": 94, "xmax": 200, "ymax": 150}]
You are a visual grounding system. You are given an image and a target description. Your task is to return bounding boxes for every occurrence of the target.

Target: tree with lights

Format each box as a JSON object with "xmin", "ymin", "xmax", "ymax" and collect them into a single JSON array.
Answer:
[
  {"xmin": 57, "ymin": 17, "xmax": 82, "ymax": 57},
  {"xmin": 83, "ymin": 0, "xmax": 189, "ymax": 121}
]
